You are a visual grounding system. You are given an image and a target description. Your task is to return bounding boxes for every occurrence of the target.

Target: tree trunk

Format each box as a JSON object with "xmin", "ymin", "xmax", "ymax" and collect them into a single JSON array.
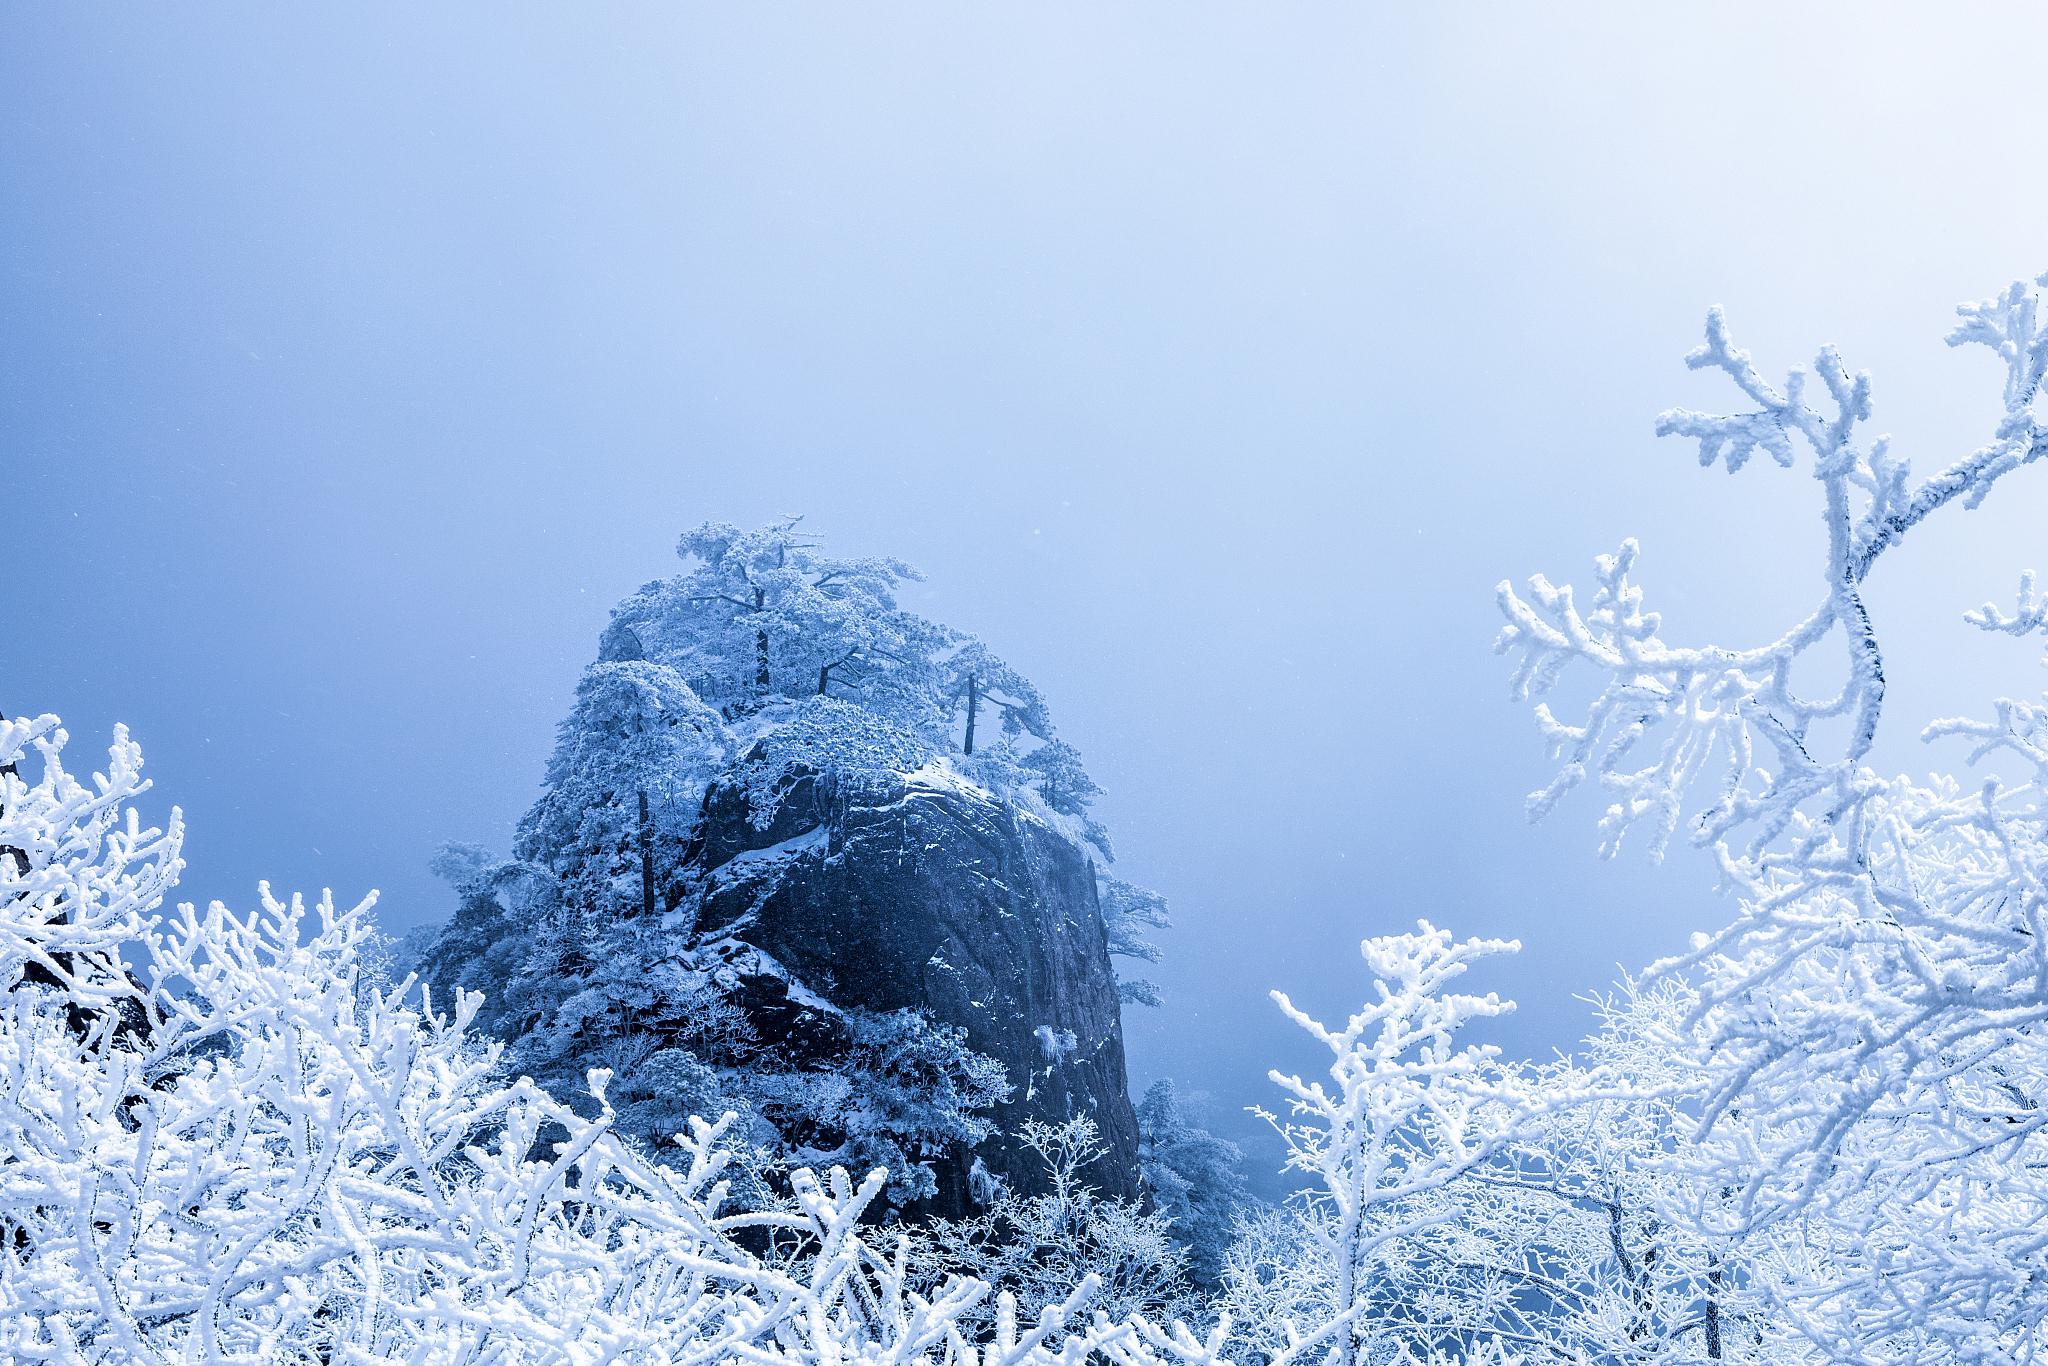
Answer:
[
  {"xmin": 637, "ymin": 788, "xmax": 657, "ymax": 919},
  {"xmin": 752, "ymin": 587, "xmax": 770, "ymax": 693},
  {"xmin": 1605, "ymin": 1199, "xmax": 1651, "ymax": 1344},
  {"xmin": 1704, "ymin": 1254, "xmax": 1723, "ymax": 1359},
  {"xmin": 963, "ymin": 673, "xmax": 978, "ymax": 755}
]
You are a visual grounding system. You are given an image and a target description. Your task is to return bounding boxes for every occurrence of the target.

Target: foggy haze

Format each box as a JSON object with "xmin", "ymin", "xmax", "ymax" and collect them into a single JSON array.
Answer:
[{"xmin": 11, "ymin": 5, "xmax": 2048, "ymax": 1175}]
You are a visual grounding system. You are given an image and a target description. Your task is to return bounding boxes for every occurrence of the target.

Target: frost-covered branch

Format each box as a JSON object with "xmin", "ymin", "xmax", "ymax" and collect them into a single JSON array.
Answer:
[
  {"xmin": 1254, "ymin": 923, "xmax": 1526, "ymax": 1362},
  {"xmin": 1498, "ymin": 273, "xmax": 2048, "ymax": 1361},
  {"xmin": 1498, "ymin": 275, "xmax": 2048, "ymax": 885},
  {"xmin": 0, "ymin": 714, "xmax": 183, "ymax": 1017}
]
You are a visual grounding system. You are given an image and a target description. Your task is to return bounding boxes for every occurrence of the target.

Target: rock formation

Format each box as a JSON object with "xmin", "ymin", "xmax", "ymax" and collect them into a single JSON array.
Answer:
[{"xmin": 681, "ymin": 743, "xmax": 1140, "ymax": 1215}]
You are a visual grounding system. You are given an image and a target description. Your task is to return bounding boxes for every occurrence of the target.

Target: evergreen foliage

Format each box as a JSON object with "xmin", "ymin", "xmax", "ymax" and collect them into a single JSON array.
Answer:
[{"xmin": 1136, "ymin": 1081, "xmax": 1253, "ymax": 1286}]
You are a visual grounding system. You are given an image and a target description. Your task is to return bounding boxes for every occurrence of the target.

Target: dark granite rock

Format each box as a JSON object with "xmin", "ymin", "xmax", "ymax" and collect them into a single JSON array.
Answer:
[{"xmin": 680, "ymin": 753, "xmax": 1141, "ymax": 1216}]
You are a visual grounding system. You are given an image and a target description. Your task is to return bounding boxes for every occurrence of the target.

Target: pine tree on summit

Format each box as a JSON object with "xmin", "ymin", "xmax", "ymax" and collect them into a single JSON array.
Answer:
[
  {"xmin": 603, "ymin": 517, "xmax": 942, "ymax": 722},
  {"xmin": 942, "ymin": 639, "xmax": 1051, "ymax": 758},
  {"xmin": 518, "ymin": 659, "xmax": 728, "ymax": 923}
]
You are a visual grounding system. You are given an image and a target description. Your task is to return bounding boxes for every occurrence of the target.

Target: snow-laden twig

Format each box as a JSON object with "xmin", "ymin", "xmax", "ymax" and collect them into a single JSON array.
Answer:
[{"xmin": 1498, "ymin": 275, "xmax": 2048, "ymax": 887}]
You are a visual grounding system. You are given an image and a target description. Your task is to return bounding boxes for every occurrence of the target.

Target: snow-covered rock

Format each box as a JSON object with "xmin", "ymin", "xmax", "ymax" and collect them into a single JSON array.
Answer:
[{"xmin": 683, "ymin": 736, "xmax": 1141, "ymax": 1216}]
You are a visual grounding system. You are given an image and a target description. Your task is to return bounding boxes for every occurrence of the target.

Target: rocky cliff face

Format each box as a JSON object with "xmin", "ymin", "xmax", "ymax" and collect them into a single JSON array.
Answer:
[{"xmin": 681, "ymin": 752, "xmax": 1140, "ymax": 1216}]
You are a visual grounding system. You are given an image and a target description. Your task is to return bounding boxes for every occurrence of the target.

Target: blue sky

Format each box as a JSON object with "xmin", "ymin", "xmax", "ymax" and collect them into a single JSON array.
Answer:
[{"xmin": 10, "ymin": 5, "xmax": 2048, "ymax": 1168}]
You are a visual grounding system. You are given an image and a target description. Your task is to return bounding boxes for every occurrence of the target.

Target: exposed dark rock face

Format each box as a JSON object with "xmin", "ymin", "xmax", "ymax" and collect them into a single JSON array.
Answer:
[{"xmin": 682, "ymin": 754, "xmax": 1141, "ymax": 1216}]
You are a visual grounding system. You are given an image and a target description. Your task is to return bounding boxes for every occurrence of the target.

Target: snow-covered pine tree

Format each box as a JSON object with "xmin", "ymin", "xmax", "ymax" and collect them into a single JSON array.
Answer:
[
  {"xmin": 1097, "ymin": 875, "xmax": 1170, "ymax": 1007},
  {"xmin": 600, "ymin": 517, "xmax": 944, "ymax": 724},
  {"xmin": 942, "ymin": 638, "xmax": 1051, "ymax": 758},
  {"xmin": 1135, "ymin": 1080, "xmax": 1253, "ymax": 1286},
  {"xmin": 519, "ymin": 658, "xmax": 728, "ymax": 922}
]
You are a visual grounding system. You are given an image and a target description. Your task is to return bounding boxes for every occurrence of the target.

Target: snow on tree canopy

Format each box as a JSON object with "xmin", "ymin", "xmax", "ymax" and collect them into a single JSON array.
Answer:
[
  {"xmin": 516, "ymin": 659, "xmax": 729, "ymax": 914},
  {"xmin": 601, "ymin": 518, "xmax": 942, "ymax": 726},
  {"xmin": 731, "ymin": 696, "xmax": 937, "ymax": 829}
]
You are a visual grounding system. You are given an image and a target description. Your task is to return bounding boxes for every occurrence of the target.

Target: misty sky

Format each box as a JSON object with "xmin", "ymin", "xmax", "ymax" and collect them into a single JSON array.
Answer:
[{"xmin": 11, "ymin": 6, "xmax": 2048, "ymax": 1172}]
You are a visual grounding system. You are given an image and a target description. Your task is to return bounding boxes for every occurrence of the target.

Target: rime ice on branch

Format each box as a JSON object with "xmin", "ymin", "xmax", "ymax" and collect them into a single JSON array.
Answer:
[
  {"xmin": 0, "ymin": 714, "xmax": 182, "ymax": 1015},
  {"xmin": 1499, "ymin": 275, "xmax": 2048, "ymax": 1361},
  {"xmin": 1254, "ymin": 923, "xmax": 1525, "ymax": 1363},
  {"xmin": 1497, "ymin": 276, "xmax": 2048, "ymax": 885}
]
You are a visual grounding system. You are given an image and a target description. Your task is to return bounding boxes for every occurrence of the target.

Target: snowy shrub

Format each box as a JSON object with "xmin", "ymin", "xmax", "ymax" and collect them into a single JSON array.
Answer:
[
  {"xmin": 0, "ymin": 712, "xmax": 1280, "ymax": 1365},
  {"xmin": 730, "ymin": 694, "xmax": 936, "ymax": 825},
  {"xmin": 912, "ymin": 1115, "xmax": 1202, "ymax": 1337},
  {"xmin": 1136, "ymin": 1081, "xmax": 1253, "ymax": 1286},
  {"xmin": 1219, "ymin": 924, "xmax": 1537, "ymax": 1364},
  {"xmin": 748, "ymin": 1007, "xmax": 1015, "ymax": 1210},
  {"xmin": 1324, "ymin": 994, "xmax": 1766, "ymax": 1363}
]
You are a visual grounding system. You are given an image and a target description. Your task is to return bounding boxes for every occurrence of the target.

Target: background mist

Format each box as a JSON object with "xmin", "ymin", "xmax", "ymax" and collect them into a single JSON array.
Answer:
[{"xmin": 11, "ymin": 5, "xmax": 2048, "ymax": 1173}]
